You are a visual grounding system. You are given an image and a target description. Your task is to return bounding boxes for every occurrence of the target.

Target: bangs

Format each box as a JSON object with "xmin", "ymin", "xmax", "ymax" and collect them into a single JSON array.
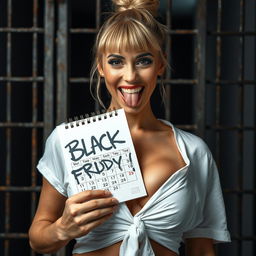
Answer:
[{"xmin": 98, "ymin": 20, "xmax": 160, "ymax": 54}]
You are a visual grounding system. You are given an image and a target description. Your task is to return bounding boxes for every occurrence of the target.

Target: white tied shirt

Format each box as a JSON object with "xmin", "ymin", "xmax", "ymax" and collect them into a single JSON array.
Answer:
[{"xmin": 37, "ymin": 120, "xmax": 231, "ymax": 255}]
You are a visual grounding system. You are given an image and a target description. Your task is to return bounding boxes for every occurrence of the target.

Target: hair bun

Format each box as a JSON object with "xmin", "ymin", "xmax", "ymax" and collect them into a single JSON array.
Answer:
[{"xmin": 112, "ymin": 0, "xmax": 159, "ymax": 17}]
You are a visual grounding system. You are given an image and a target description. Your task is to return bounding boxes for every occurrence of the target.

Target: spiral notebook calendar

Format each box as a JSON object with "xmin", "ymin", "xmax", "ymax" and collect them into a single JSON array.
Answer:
[{"xmin": 57, "ymin": 108, "xmax": 147, "ymax": 202}]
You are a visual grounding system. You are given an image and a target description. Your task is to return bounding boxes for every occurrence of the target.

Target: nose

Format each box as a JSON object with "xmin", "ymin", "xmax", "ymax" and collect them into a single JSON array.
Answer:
[{"xmin": 123, "ymin": 64, "xmax": 137, "ymax": 83}]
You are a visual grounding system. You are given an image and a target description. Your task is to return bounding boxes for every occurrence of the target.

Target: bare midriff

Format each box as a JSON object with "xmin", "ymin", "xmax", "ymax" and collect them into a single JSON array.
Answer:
[{"xmin": 73, "ymin": 239, "xmax": 178, "ymax": 256}]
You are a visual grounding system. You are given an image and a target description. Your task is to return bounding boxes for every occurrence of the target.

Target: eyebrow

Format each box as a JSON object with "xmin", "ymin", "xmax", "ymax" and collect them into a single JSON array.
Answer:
[
  {"xmin": 107, "ymin": 52, "xmax": 153, "ymax": 59},
  {"xmin": 136, "ymin": 53, "xmax": 153, "ymax": 58},
  {"xmin": 107, "ymin": 54, "xmax": 125, "ymax": 59}
]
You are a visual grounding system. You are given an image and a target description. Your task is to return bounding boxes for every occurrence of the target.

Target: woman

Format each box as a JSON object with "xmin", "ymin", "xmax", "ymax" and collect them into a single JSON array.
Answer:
[{"xmin": 29, "ymin": 0, "xmax": 230, "ymax": 255}]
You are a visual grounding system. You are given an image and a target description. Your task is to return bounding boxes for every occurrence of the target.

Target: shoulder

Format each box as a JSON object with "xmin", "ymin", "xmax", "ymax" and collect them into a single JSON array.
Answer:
[
  {"xmin": 160, "ymin": 119, "xmax": 211, "ymax": 157},
  {"xmin": 37, "ymin": 125, "xmax": 67, "ymax": 196},
  {"xmin": 41, "ymin": 124, "xmax": 66, "ymax": 161},
  {"xmin": 173, "ymin": 127, "xmax": 219, "ymax": 186},
  {"xmin": 174, "ymin": 127, "xmax": 210, "ymax": 157},
  {"xmin": 160, "ymin": 120, "xmax": 216, "ymax": 180},
  {"xmin": 44, "ymin": 124, "xmax": 64, "ymax": 148}
]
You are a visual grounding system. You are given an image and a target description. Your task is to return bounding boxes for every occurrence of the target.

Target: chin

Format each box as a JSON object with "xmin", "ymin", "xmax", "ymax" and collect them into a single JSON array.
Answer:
[
  {"xmin": 109, "ymin": 96, "xmax": 148, "ymax": 114},
  {"xmin": 122, "ymin": 104, "xmax": 149, "ymax": 116}
]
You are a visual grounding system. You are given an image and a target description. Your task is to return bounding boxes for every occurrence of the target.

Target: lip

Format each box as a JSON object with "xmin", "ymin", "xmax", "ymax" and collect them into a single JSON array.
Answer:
[
  {"xmin": 118, "ymin": 85, "xmax": 143, "ymax": 90},
  {"xmin": 118, "ymin": 86, "xmax": 144, "ymax": 94}
]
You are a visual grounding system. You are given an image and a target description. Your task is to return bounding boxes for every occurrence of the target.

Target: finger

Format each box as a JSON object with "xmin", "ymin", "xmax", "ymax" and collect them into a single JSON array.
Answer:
[
  {"xmin": 76, "ymin": 204, "xmax": 118, "ymax": 225},
  {"xmin": 76, "ymin": 208, "xmax": 117, "ymax": 236},
  {"xmin": 80, "ymin": 197, "xmax": 119, "ymax": 213},
  {"xmin": 68, "ymin": 190, "xmax": 112, "ymax": 204},
  {"xmin": 69, "ymin": 197, "xmax": 118, "ymax": 217}
]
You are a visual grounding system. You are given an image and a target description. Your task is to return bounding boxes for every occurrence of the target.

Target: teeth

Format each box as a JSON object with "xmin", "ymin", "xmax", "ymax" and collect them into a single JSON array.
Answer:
[{"xmin": 120, "ymin": 87, "xmax": 143, "ymax": 94}]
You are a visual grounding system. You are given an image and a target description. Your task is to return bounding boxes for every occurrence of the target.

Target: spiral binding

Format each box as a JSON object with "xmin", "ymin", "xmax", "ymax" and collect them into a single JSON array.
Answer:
[{"xmin": 64, "ymin": 108, "xmax": 118, "ymax": 129}]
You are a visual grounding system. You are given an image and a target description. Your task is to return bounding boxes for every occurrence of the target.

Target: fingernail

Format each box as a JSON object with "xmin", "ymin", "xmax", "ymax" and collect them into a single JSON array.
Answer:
[
  {"xmin": 104, "ymin": 190, "xmax": 112, "ymax": 196},
  {"xmin": 112, "ymin": 198, "xmax": 119, "ymax": 204}
]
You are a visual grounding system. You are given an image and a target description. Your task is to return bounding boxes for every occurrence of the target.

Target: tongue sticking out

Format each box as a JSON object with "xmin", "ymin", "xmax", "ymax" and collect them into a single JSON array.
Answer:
[{"xmin": 122, "ymin": 92, "xmax": 141, "ymax": 107}]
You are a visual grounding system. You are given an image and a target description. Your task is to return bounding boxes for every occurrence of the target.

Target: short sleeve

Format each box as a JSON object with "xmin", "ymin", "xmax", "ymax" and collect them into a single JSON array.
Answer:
[
  {"xmin": 183, "ymin": 153, "xmax": 231, "ymax": 243},
  {"xmin": 37, "ymin": 128, "xmax": 67, "ymax": 197}
]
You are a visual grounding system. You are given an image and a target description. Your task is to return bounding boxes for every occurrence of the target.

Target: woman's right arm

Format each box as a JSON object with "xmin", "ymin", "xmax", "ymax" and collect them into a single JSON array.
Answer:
[{"xmin": 28, "ymin": 178, "xmax": 119, "ymax": 254}]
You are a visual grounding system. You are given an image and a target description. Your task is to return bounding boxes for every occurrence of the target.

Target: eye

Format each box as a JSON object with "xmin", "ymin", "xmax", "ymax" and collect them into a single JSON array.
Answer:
[
  {"xmin": 136, "ymin": 57, "xmax": 153, "ymax": 66},
  {"xmin": 107, "ymin": 58, "xmax": 123, "ymax": 66}
]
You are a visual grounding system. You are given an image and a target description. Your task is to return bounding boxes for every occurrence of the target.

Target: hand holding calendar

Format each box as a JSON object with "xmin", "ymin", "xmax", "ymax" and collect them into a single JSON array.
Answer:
[{"xmin": 57, "ymin": 108, "xmax": 147, "ymax": 202}]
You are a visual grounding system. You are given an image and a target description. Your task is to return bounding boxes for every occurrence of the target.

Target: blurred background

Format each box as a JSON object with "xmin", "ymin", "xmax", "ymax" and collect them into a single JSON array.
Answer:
[{"xmin": 0, "ymin": 0, "xmax": 255, "ymax": 255}]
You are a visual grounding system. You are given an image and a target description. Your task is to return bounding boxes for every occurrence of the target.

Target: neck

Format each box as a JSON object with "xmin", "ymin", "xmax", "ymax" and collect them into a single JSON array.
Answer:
[{"xmin": 109, "ymin": 103, "xmax": 158, "ymax": 132}]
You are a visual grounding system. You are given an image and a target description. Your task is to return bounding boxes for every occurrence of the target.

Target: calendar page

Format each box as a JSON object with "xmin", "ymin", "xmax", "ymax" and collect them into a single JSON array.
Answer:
[{"xmin": 57, "ymin": 108, "xmax": 147, "ymax": 202}]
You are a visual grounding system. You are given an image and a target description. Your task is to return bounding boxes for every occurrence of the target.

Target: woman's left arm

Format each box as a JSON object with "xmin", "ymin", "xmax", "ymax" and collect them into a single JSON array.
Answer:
[{"xmin": 185, "ymin": 238, "xmax": 215, "ymax": 256}]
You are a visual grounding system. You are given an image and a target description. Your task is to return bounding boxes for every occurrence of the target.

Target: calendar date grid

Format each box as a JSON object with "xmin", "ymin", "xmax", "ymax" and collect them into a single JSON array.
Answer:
[{"xmin": 71, "ymin": 148, "xmax": 138, "ymax": 192}]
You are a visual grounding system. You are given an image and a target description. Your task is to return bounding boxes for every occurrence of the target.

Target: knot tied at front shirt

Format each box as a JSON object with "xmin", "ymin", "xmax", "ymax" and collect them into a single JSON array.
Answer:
[
  {"xmin": 120, "ymin": 216, "xmax": 155, "ymax": 256},
  {"xmin": 129, "ymin": 216, "xmax": 145, "ymax": 242}
]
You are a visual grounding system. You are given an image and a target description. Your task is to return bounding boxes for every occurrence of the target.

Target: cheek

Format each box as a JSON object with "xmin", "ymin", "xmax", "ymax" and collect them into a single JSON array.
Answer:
[
  {"xmin": 103, "ymin": 69, "xmax": 121, "ymax": 87},
  {"xmin": 142, "ymin": 68, "xmax": 159, "ymax": 84}
]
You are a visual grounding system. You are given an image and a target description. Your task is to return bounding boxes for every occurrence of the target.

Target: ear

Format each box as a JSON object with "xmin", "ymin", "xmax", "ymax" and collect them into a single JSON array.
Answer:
[
  {"xmin": 157, "ymin": 60, "xmax": 166, "ymax": 76},
  {"xmin": 157, "ymin": 53, "xmax": 167, "ymax": 76},
  {"xmin": 97, "ymin": 63, "xmax": 104, "ymax": 77}
]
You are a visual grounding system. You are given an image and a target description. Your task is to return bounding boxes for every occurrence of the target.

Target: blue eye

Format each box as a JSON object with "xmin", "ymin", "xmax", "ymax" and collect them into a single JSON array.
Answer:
[
  {"xmin": 136, "ymin": 57, "xmax": 153, "ymax": 66},
  {"xmin": 108, "ymin": 59, "xmax": 123, "ymax": 66}
]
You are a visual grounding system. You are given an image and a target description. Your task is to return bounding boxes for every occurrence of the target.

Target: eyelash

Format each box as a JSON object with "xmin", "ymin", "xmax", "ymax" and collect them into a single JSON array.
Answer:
[
  {"xmin": 108, "ymin": 59, "xmax": 123, "ymax": 66},
  {"xmin": 136, "ymin": 58, "xmax": 153, "ymax": 66},
  {"xmin": 107, "ymin": 57, "xmax": 153, "ymax": 67}
]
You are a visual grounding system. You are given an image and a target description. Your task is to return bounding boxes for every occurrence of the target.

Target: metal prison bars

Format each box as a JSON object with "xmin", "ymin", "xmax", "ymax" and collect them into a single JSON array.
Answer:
[
  {"xmin": 207, "ymin": 1, "xmax": 256, "ymax": 256},
  {"xmin": 0, "ymin": 0, "xmax": 255, "ymax": 255},
  {"xmin": 0, "ymin": 0, "xmax": 54, "ymax": 256}
]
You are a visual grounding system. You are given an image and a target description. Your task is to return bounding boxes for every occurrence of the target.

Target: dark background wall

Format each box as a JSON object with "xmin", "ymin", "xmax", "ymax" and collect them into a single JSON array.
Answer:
[{"xmin": 0, "ymin": 0, "xmax": 255, "ymax": 255}]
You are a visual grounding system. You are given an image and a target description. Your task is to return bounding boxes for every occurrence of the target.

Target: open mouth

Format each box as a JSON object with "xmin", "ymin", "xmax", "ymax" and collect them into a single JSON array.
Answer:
[{"xmin": 118, "ymin": 86, "xmax": 144, "ymax": 107}]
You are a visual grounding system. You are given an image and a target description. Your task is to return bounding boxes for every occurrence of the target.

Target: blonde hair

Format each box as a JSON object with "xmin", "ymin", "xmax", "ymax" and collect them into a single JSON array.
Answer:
[{"xmin": 90, "ymin": 0, "xmax": 167, "ymax": 108}]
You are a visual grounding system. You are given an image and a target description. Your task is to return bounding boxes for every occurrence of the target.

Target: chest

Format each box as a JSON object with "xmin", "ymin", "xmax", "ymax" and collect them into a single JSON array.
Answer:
[{"xmin": 126, "ymin": 131, "xmax": 186, "ymax": 215}]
